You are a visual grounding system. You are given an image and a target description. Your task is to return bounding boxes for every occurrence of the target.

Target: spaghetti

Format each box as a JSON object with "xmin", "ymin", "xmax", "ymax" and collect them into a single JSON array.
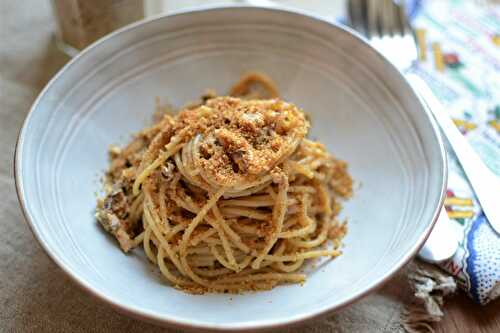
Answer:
[{"xmin": 96, "ymin": 73, "xmax": 353, "ymax": 293}]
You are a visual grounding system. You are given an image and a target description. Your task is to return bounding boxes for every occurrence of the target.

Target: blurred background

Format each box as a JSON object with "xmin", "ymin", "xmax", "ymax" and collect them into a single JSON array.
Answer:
[{"xmin": 50, "ymin": 0, "xmax": 346, "ymax": 56}]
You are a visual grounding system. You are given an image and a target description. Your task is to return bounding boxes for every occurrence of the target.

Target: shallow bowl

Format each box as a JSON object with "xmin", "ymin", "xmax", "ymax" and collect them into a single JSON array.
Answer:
[{"xmin": 15, "ymin": 6, "xmax": 446, "ymax": 331}]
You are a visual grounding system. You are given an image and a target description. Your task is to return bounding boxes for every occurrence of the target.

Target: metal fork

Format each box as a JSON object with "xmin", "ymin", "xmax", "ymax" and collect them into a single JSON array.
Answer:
[
  {"xmin": 349, "ymin": 0, "xmax": 417, "ymax": 69},
  {"xmin": 349, "ymin": 0, "xmax": 500, "ymax": 262}
]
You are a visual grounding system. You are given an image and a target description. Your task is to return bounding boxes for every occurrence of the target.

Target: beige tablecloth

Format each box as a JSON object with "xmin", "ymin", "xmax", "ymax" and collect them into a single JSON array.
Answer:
[{"xmin": 0, "ymin": 1, "xmax": 416, "ymax": 332}]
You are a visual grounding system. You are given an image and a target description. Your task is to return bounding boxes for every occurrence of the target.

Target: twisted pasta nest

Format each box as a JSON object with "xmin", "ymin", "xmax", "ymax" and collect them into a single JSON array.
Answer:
[{"xmin": 96, "ymin": 73, "xmax": 352, "ymax": 293}]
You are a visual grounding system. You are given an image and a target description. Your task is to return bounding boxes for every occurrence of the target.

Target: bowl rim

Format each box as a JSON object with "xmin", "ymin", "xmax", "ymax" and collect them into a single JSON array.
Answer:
[{"xmin": 14, "ymin": 4, "xmax": 448, "ymax": 332}]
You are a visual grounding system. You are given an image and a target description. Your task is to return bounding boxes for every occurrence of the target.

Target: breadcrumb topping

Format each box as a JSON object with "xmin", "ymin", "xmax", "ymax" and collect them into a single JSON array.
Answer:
[{"xmin": 176, "ymin": 97, "xmax": 308, "ymax": 186}]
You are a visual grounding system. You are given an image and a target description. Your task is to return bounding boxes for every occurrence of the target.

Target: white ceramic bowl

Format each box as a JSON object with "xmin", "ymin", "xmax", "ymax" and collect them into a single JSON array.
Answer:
[{"xmin": 15, "ymin": 6, "xmax": 446, "ymax": 331}]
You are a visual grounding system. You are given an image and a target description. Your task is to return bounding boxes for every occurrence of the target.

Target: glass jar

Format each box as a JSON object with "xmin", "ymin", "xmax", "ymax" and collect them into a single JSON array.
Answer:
[{"xmin": 51, "ymin": 0, "xmax": 146, "ymax": 56}]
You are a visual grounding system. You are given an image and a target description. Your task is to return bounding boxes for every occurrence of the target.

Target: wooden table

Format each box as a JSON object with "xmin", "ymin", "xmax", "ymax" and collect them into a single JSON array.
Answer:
[{"xmin": 1, "ymin": 1, "xmax": 498, "ymax": 332}]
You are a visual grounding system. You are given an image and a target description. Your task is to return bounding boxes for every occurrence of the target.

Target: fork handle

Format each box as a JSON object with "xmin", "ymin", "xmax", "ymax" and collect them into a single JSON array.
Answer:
[{"xmin": 407, "ymin": 74, "xmax": 500, "ymax": 233}]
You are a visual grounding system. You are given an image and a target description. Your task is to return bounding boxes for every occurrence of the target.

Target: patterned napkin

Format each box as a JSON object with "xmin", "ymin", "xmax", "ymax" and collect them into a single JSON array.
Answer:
[{"xmin": 410, "ymin": 0, "xmax": 500, "ymax": 305}]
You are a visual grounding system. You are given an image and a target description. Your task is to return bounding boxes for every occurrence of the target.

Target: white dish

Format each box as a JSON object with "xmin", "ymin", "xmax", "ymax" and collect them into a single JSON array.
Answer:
[{"xmin": 15, "ymin": 6, "xmax": 446, "ymax": 331}]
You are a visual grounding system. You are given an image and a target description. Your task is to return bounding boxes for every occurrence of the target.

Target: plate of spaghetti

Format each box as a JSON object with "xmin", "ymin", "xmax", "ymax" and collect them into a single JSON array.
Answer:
[
  {"xmin": 15, "ymin": 6, "xmax": 446, "ymax": 331},
  {"xmin": 96, "ymin": 73, "xmax": 353, "ymax": 293}
]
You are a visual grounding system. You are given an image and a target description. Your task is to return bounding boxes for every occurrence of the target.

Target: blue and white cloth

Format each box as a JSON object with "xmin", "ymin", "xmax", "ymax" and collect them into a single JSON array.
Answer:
[{"xmin": 411, "ymin": 0, "xmax": 500, "ymax": 305}]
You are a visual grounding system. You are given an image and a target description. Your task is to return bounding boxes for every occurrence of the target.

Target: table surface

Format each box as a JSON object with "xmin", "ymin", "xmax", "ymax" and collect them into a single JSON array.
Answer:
[{"xmin": 1, "ymin": 1, "xmax": 499, "ymax": 332}]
